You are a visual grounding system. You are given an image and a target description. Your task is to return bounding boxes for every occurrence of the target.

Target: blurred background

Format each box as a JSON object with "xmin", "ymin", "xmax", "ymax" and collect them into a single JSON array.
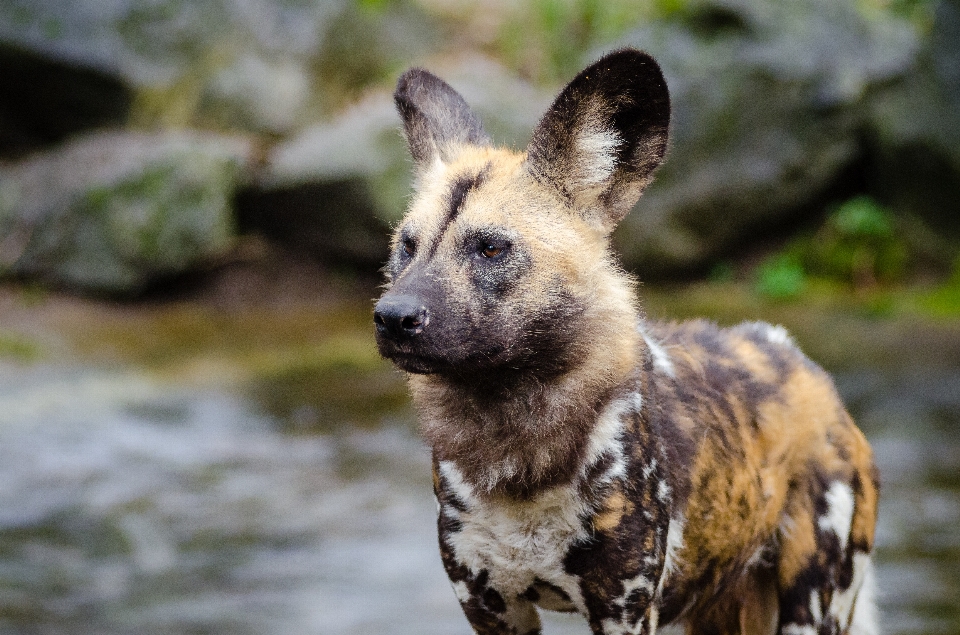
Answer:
[{"xmin": 0, "ymin": 0, "xmax": 958, "ymax": 633}]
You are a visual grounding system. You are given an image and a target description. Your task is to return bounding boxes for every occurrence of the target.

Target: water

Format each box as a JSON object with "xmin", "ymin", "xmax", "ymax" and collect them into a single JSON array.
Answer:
[
  {"xmin": 0, "ymin": 323, "xmax": 957, "ymax": 634},
  {"xmin": 838, "ymin": 371, "xmax": 960, "ymax": 634}
]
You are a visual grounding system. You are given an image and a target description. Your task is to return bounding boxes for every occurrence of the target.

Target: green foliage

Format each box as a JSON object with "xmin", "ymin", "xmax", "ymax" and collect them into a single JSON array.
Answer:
[
  {"xmin": 0, "ymin": 331, "xmax": 40, "ymax": 362},
  {"xmin": 802, "ymin": 196, "xmax": 909, "ymax": 287},
  {"xmin": 857, "ymin": 0, "xmax": 939, "ymax": 30},
  {"xmin": 832, "ymin": 196, "xmax": 894, "ymax": 237},
  {"xmin": 755, "ymin": 253, "xmax": 806, "ymax": 301},
  {"xmin": 920, "ymin": 257, "xmax": 960, "ymax": 317},
  {"xmin": 492, "ymin": 0, "xmax": 678, "ymax": 84},
  {"xmin": 754, "ymin": 196, "xmax": 940, "ymax": 308},
  {"xmin": 356, "ymin": 0, "xmax": 391, "ymax": 10},
  {"xmin": 709, "ymin": 260, "xmax": 735, "ymax": 283}
]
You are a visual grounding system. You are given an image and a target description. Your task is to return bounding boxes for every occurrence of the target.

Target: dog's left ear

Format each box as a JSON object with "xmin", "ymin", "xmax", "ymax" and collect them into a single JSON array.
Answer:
[
  {"xmin": 394, "ymin": 68, "xmax": 491, "ymax": 171},
  {"xmin": 526, "ymin": 49, "xmax": 670, "ymax": 232}
]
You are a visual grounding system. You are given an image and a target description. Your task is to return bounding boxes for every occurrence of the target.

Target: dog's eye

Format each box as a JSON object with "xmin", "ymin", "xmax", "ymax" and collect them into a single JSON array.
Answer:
[
  {"xmin": 471, "ymin": 234, "xmax": 511, "ymax": 261},
  {"xmin": 401, "ymin": 238, "xmax": 416, "ymax": 257},
  {"xmin": 480, "ymin": 243, "xmax": 502, "ymax": 258}
]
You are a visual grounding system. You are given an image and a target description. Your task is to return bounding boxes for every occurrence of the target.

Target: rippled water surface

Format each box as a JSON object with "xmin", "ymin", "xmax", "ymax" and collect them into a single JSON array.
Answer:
[{"xmin": 0, "ymin": 310, "xmax": 957, "ymax": 634}]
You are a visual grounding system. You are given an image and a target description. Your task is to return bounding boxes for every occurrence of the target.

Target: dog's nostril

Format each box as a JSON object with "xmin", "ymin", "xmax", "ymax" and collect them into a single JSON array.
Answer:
[{"xmin": 374, "ymin": 295, "xmax": 428, "ymax": 340}]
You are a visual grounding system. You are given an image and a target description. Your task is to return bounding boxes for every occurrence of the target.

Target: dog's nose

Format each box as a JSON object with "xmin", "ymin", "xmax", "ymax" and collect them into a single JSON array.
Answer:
[{"xmin": 374, "ymin": 295, "xmax": 429, "ymax": 341}]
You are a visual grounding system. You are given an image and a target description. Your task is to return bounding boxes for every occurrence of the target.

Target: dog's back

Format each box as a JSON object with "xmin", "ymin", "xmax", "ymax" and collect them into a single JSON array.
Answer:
[{"xmin": 643, "ymin": 319, "xmax": 878, "ymax": 634}]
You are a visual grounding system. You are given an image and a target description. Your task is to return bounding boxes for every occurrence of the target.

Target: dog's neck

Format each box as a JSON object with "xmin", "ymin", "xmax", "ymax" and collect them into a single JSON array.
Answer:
[{"xmin": 409, "ymin": 304, "xmax": 644, "ymax": 499}]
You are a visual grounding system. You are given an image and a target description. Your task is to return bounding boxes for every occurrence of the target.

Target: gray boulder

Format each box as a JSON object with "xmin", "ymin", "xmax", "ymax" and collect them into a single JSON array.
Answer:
[
  {"xmin": 0, "ymin": 131, "xmax": 252, "ymax": 294},
  {"xmin": 609, "ymin": 0, "xmax": 921, "ymax": 275},
  {"xmin": 0, "ymin": 0, "xmax": 336, "ymax": 135}
]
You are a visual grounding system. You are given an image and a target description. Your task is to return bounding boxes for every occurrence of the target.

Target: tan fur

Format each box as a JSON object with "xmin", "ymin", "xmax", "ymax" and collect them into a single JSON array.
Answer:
[{"xmin": 594, "ymin": 491, "xmax": 633, "ymax": 533}]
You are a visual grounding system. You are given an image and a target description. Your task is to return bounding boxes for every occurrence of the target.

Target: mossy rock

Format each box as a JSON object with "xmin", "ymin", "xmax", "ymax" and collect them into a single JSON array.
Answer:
[
  {"xmin": 0, "ymin": 131, "xmax": 253, "ymax": 294},
  {"xmin": 0, "ymin": 0, "xmax": 440, "ymax": 135},
  {"xmin": 608, "ymin": 0, "xmax": 921, "ymax": 277}
]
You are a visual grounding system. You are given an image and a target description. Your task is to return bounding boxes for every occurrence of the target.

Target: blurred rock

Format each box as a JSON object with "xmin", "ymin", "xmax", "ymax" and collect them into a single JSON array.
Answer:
[
  {"xmin": 0, "ymin": 0, "xmax": 340, "ymax": 84},
  {"xmin": 0, "ymin": 0, "xmax": 338, "ymax": 135},
  {"xmin": 0, "ymin": 0, "xmax": 438, "ymax": 135},
  {"xmin": 204, "ymin": 54, "xmax": 311, "ymax": 134},
  {"xmin": 243, "ymin": 55, "xmax": 552, "ymax": 267},
  {"xmin": 236, "ymin": 177, "xmax": 394, "ymax": 270},
  {"xmin": 3, "ymin": 0, "xmax": 956, "ymax": 282},
  {"xmin": 0, "ymin": 131, "xmax": 252, "ymax": 294},
  {"xmin": 866, "ymin": 0, "xmax": 960, "ymax": 239},
  {"xmin": 237, "ymin": 92, "xmax": 399, "ymax": 268},
  {"xmin": 610, "ymin": 0, "xmax": 921, "ymax": 276},
  {"xmin": 0, "ymin": 43, "xmax": 132, "ymax": 159}
]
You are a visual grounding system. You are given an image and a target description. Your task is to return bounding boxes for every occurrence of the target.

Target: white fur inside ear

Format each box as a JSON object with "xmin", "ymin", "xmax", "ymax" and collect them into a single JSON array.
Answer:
[{"xmin": 572, "ymin": 124, "xmax": 620, "ymax": 191}]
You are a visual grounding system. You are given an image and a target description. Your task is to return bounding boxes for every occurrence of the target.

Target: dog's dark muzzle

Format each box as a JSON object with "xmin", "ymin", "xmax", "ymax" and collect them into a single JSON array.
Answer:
[
  {"xmin": 374, "ymin": 294, "xmax": 430, "ymax": 342},
  {"xmin": 374, "ymin": 293, "xmax": 446, "ymax": 374}
]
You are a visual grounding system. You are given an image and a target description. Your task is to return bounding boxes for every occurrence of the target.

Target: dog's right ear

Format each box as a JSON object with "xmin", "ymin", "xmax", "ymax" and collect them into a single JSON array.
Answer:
[
  {"xmin": 394, "ymin": 69, "xmax": 491, "ymax": 170},
  {"xmin": 525, "ymin": 49, "xmax": 670, "ymax": 233}
]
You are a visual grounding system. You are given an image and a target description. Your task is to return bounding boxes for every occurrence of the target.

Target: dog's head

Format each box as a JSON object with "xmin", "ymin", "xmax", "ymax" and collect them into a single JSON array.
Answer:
[{"xmin": 374, "ymin": 49, "xmax": 670, "ymax": 382}]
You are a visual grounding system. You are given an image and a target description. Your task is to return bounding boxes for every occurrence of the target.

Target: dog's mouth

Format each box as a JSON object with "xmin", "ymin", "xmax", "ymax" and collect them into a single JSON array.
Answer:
[
  {"xmin": 385, "ymin": 350, "xmax": 445, "ymax": 374},
  {"xmin": 376, "ymin": 337, "xmax": 510, "ymax": 377},
  {"xmin": 375, "ymin": 336, "xmax": 445, "ymax": 374}
]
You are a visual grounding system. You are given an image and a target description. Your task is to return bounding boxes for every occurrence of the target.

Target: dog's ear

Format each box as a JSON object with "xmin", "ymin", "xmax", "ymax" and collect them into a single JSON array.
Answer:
[
  {"xmin": 394, "ymin": 68, "xmax": 491, "ymax": 170},
  {"xmin": 526, "ymin": 49, "xmax": 670, "ymax": 232}
]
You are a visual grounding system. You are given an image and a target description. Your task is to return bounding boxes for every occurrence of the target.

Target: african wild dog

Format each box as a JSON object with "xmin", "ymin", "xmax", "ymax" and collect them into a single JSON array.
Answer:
[{"xmin": 373, "ymin": 49, "xmax": 879, "ymax": 635}]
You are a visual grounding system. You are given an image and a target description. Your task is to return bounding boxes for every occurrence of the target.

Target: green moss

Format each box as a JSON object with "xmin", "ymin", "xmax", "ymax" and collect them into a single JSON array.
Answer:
[
  {"xmin": 754, "ymin": 253, "xmax": 806, "ymax": 301},
  {"xmin": 59, "ymin": 298, "xmax": 407, "ymax": 434},
  {"xmin": 0, "ymin": 331, "xmax": 41, "ymax": 362},
  {"xmin": 56, "ymin": 151, "xmax": 238, "ymax": 293},
  {"xmin": 101, "ymin": 156, "xmax": 236, "ymax": 267},
  {"xmin": 491, "ymin": 0, "xmax": 674, "ymax": 84},
  {"xmin": 918, "ymin": 258, "xmax": 960, "ymax": 318},
  {"xmin": 802, "ymin": 197, "xmax": 909, "ymax": 286},
  {"xmin": 250, "ymin": 357, "xmax": 409, "ymax": 434},
  {"xmin": 70, "ymin": 302, "xmax": 381, "ymax": 374}
]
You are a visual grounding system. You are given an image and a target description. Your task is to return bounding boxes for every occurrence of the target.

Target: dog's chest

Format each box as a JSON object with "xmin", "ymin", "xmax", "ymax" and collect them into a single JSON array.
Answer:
[{"xmin": 437, "ymin": 460, "xmax": 590, "ymax": 610}]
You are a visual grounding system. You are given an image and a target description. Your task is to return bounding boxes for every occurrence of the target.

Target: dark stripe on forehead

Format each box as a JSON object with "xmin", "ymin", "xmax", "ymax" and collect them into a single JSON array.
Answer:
[{"xmin": 427, "ymin": 163, "xmax": 491, "ymax": 258}]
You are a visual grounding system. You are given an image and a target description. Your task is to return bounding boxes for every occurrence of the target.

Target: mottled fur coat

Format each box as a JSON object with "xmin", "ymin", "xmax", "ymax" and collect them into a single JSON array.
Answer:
[{"xmin": 374, "ymin": 49, "xmax": 879, "ymax": 635}]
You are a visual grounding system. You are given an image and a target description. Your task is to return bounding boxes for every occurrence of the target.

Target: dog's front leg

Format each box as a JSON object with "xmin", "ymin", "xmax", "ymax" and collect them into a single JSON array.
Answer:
[
  {"xmin": 565, "ymin": 523, "xmax": 667, "ymax": 635},
  {"xmin": 579, "ymin": 582, "xmax": 660, "ymax": 635},
  {"xmin": 440, "ymin": 555, "xmax": 542, "ymax": 635},
  {"xmin": 452, "ymin": 580, "xmax": 541, "ymax": 635}
]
